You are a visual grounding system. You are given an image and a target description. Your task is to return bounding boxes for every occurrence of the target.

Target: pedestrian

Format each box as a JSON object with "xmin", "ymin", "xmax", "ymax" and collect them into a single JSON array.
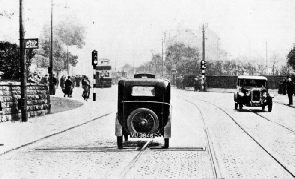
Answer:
[
  {"xmin": 286, "ymin": 77, "xmax": 294, "ymax": 105},
  {"xmin": 60, "ymin": 75, "xmax": 66, "ymax": 93},
  {"xmin": 64, "ymin": 76, "xmax": 73, "ymax": 97},
  {"xmin": 49, "ymin": 74, "xmax": 58, "ymax": 95},
  {"xmin": 81, "ymin": 75, "xmax": 91, "ymax": 101}
]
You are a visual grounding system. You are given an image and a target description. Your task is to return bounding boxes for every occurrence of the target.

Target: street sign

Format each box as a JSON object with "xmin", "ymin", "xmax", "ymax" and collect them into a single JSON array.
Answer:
[{"xmin": 25, "ymin": 38, "xmax": 39, "ymax": 49}]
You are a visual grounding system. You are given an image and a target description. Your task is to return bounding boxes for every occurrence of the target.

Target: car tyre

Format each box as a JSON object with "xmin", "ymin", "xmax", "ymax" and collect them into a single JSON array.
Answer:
[
  {"xmin": 117, "ymin": 136, "xmax": 123, "ymax": 149},
  {"xmin": 268, "ymin": 98, "xmax": 273, "ymax": 112},
  {"xmin": 239, "ymin": 103, "xmax": 243, "ymax": 111},
  {"xmin": 235, "ymin": 103, "xmax": 238, "ymax": 110},
  {"xmin": 163, "ymin": 138, "xmax": 169, "ymax": 149}
]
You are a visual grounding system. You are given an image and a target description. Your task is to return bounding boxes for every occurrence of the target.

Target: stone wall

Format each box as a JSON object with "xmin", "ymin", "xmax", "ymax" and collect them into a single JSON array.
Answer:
[{"xmin": 0, "ymin": 82, "xmax": 50, "ymax": 122}]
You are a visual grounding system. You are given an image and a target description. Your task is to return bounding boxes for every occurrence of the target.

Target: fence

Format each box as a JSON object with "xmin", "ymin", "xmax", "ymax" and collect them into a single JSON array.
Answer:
[{"xmin": 206, "ymin": 75, "xmax": 286, "ymax": 89}]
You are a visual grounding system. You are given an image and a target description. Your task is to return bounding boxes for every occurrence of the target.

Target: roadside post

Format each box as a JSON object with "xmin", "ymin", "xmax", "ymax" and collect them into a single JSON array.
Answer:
[
  {"xmin": 201, "ymin": 24, "xmax": 207, "ymax": 92},
  {"xmin": 92, "ymin": 50, "xmax": 98, "ymax": 101},
  {"xmin": 200, "ymin": 60, "xmax": 206, "ymax": 91}
]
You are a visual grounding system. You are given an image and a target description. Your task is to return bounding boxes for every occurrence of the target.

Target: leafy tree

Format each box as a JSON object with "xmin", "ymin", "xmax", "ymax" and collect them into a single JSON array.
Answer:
[
  {"xmin": 0, "ymin": 41, "xmax": 35, "ymax": 80},
  {"xmin": 287, "ymin": 47, "xmax": 295, "ymax": 71},
  {"xmin": 37, "ymin": 16, "xmax": 86, "ymax": 72},
  {"xmin": 165, "ymin": 43, "xmax": 200, "ymax": 76}
]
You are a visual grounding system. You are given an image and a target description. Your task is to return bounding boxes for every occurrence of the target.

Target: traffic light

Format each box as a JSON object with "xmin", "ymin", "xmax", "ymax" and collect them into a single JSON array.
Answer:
[
  {"xmin": 200, "ymin": 60, "xmax": 206, "ymax": 69},
  {"xmin": 92, "ymin": 50, "xmax": 98, "ymax": 67}
]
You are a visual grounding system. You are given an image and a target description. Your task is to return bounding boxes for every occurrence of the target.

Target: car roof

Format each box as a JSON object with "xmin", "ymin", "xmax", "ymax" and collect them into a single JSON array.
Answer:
[
  {"xmin": 238, "ymin": 75, "xmax": 268, "ymax": 80},
  {"xmin": 122, "ymin": 78, "xmax": 169, "ymax": 83}
]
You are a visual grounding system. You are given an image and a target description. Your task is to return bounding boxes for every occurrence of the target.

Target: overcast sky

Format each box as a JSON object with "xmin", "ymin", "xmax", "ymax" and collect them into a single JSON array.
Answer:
[{"xmin": 1, "ymin": 0, "xmax": 295, "ymax": 75}]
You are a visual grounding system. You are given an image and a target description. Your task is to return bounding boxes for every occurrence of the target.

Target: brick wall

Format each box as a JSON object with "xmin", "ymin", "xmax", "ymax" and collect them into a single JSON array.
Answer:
[{"xmin": 0, "ymin": 82, "xmax": 50, "ymax": 122}]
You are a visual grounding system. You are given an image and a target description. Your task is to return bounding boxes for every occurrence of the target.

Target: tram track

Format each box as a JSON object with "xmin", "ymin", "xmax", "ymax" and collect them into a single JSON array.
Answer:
[
  {"xmin": 121, "ymin": 139, "xmax": 152, "ymax": 179},
  {"xmin": 182, "ymin": 98, "xmax": 222, "ymax": 179},
  {"xmin": 182, "ymin": 94, "xmax": 295, "ymax": 178}
]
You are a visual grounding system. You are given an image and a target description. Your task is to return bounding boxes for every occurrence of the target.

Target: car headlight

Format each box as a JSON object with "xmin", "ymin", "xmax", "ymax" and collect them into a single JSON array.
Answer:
[{"xmin": 238, "ymin": 92, "xmax": 244, "ymax": 97}]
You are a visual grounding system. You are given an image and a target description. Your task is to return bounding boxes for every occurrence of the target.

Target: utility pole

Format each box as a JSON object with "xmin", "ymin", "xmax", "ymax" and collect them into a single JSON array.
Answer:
[
  {"xmin": 49, "ymin": 0, "xmax": 54, "ymax": 95},
  {"xmin": 20, "ymin": 0, "xmax": 28, "ymax": 122},
  {"xmin": 162, "ymin": 36, "xmax": 164, "ymax": 78},
  {"xmin": 265, "ymin": 41, "xmax": 268, "ymax": 75}
]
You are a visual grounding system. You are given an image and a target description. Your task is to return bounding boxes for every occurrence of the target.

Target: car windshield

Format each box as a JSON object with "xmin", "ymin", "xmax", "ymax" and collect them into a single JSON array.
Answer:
[{"xmin": 239, "ymin": 79, "xmax": 266, "ymax": 87}]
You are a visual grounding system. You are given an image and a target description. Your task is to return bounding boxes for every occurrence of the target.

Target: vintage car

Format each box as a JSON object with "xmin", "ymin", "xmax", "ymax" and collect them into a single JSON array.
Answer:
[
  {"xmin": 234, "ymin": 75, "xmax": 273, "ymax": 112},
  {"xmin": 115, "ymin": 77, "xmax": 171, "ymax": 149}
]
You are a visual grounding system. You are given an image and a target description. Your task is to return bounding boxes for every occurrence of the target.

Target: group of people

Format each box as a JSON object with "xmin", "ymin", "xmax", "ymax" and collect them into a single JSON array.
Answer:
[
  {"xmin": 28, "ymin": 72, "xmax": 59, "ymax": 95},
  {"xmin": 59, "ymin": 75, "xmax": 91, "ymax": 100}
]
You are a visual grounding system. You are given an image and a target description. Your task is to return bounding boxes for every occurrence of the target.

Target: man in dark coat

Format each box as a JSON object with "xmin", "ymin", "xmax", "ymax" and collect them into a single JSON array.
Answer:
[
  {"xmin": 64, "ymin": 76, "xmax": 73, "ymax": 97},
  {"xmin": 81, "ymin": 75, "xmax": 90, "ymax": 101},
  {"xmin": 286, "ymin": 77, "xmax": 294, "ymax": 105}
]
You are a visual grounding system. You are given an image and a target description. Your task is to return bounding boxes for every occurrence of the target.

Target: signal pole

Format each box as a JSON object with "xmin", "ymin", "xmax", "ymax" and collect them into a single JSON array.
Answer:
[
  {"xmin": 19, "ymin": 0, "xmax": 28, "ymax": 122},
  {"xmin": 201, "ymin": 24, "xmax": 206, "ymax": 91},
  {"xmin": 92, "ymin": 50, "xmax": 98, "ymax": 101}
]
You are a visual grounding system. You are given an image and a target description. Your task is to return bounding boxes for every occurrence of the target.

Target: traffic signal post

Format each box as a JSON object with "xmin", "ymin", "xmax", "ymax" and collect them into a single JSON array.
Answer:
[
  {"xmin": 200, "ymin": 60, "xmax": 206, "ymax": 91},
  {"xmin": 201, "ymin": 24, "xmax": 207, "ymax": 92},
  {"xmin": 92, "ymin": 50, "xmax": 98, "ymax": 101}
]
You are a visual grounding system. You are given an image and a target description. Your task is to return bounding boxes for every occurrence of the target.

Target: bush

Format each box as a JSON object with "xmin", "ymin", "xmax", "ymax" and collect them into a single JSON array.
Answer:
[{"xmin": 0, "ymin": 41, "xmax": 35, "ymax": 80}]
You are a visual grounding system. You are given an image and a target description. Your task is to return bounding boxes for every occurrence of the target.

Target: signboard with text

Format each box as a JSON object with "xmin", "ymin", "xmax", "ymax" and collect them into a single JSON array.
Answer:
[{"xmin": 25, "ymin": 38, "xmax": 39, "ymax": 49}]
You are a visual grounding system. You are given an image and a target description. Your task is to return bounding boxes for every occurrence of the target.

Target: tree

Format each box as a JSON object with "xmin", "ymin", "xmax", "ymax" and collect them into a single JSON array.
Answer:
[
  {"xmin": 0, "ymin": 41, "xmax": 35, "ymax": 80},
  {"xmin": 287, "ymin": 47, "xmax": 295, "ymax": 71},
  {"xmin": 165, "ymin": 43, "xmax": 200, "ymax": 77},
  {"xmin": 38, "ymin": 16, "xmax": 86, "ymax": 72}
]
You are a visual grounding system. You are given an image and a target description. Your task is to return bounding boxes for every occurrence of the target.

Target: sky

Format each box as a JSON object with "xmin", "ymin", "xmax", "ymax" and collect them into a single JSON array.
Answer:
[{"xmin": 1, "ymin": 0, "xmax": 295, "ymax": 76}]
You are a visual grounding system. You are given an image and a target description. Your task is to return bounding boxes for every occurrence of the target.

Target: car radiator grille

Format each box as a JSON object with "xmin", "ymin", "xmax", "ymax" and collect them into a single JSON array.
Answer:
[{"xmin": 252, "ymin": 90, "xmax": 260, "ymax": 101}]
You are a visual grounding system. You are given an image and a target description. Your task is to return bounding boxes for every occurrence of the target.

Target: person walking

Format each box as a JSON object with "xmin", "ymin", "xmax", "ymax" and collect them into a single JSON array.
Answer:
[
  {"xmin": 60, "ymin": 75, "xmax": 66, "ymax": 93},
  {"xmin": 50, "ymin": 74, "xmax": 58, "ymax": 95},
  {"xmin": 286, "ymin": 77, "xmax": 294, "ymax": 105},
  {"xmin": 64, "ymin": 76, "xmax": 73, "ymax": 98},
  {"xmin": 81, "ymin": 75, "xmax": 91, "ymax": 101}
]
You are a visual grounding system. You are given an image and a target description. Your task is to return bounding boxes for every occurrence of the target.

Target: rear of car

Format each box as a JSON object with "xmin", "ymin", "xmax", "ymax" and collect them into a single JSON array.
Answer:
[{"xmin": 115, "ymin": 78, "xmax": 171, "ymax": 148}]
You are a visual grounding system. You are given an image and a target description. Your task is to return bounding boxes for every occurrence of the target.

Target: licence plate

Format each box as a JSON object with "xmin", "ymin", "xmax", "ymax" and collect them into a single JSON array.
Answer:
[{"xmin": 130, "ymin": 132, "xmax": 158, "ymax": 138}]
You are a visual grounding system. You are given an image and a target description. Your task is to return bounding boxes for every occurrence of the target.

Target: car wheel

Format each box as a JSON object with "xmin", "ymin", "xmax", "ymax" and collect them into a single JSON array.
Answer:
[
  {"xmin": 268, "ymin": 98, "xmax": 273, "ymax": 112},
  {"xmin": 239, "ymin": 103, "xmax": 243, "ymax": 111},
  {"xmin": 163, "ymin": 138, "xmax": 169, "ymax": 149},
  {"xmin": 235, "ymin": 102, "xmax": 238, "ymax": 110},
  {"xmin": 117, "ymin": 136, "xmax": 123, "ymax": 149},
  {"xmin": 127, "ymin": 108, "xmax": 159, "ymax": 134}
]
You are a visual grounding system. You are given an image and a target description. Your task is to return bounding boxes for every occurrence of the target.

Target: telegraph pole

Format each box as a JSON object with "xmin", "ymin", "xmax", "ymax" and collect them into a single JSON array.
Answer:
[
  {"xmin": 20, "ymin": 0, "xmax": 28, "ymax": 122},
  {"xmin": 49, "ymin": 0, "xmax": 54, "ymax": 95},
  {"xmin": 265, "ymin": 41, "xmax": 268, "ymax": 75}
]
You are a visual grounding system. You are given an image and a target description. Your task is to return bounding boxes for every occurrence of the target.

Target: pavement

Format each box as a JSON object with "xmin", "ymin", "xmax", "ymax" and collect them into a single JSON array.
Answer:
[
  {"xmin": 0, "ymin": 87, "xmax": 294, "ymax": 156},
  {"xmin": 0, "ymin": 87, "xmax": 116, "ymax": 156}
]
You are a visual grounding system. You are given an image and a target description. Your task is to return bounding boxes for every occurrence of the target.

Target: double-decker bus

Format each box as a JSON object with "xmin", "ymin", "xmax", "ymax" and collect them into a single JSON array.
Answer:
[{"xmin": 96, "ymin": 58, "xmax": 112, "ymax": 88}]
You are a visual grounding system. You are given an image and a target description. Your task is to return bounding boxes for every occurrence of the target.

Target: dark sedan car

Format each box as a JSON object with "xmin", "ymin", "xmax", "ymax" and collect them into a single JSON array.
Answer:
[
  {"xmin": 234, "ymin": 75, "xmax": 274, "ymax": 112},
  {"xmin": 115, "ymin": 77, "xmax": 171, "ymax": 149}
]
